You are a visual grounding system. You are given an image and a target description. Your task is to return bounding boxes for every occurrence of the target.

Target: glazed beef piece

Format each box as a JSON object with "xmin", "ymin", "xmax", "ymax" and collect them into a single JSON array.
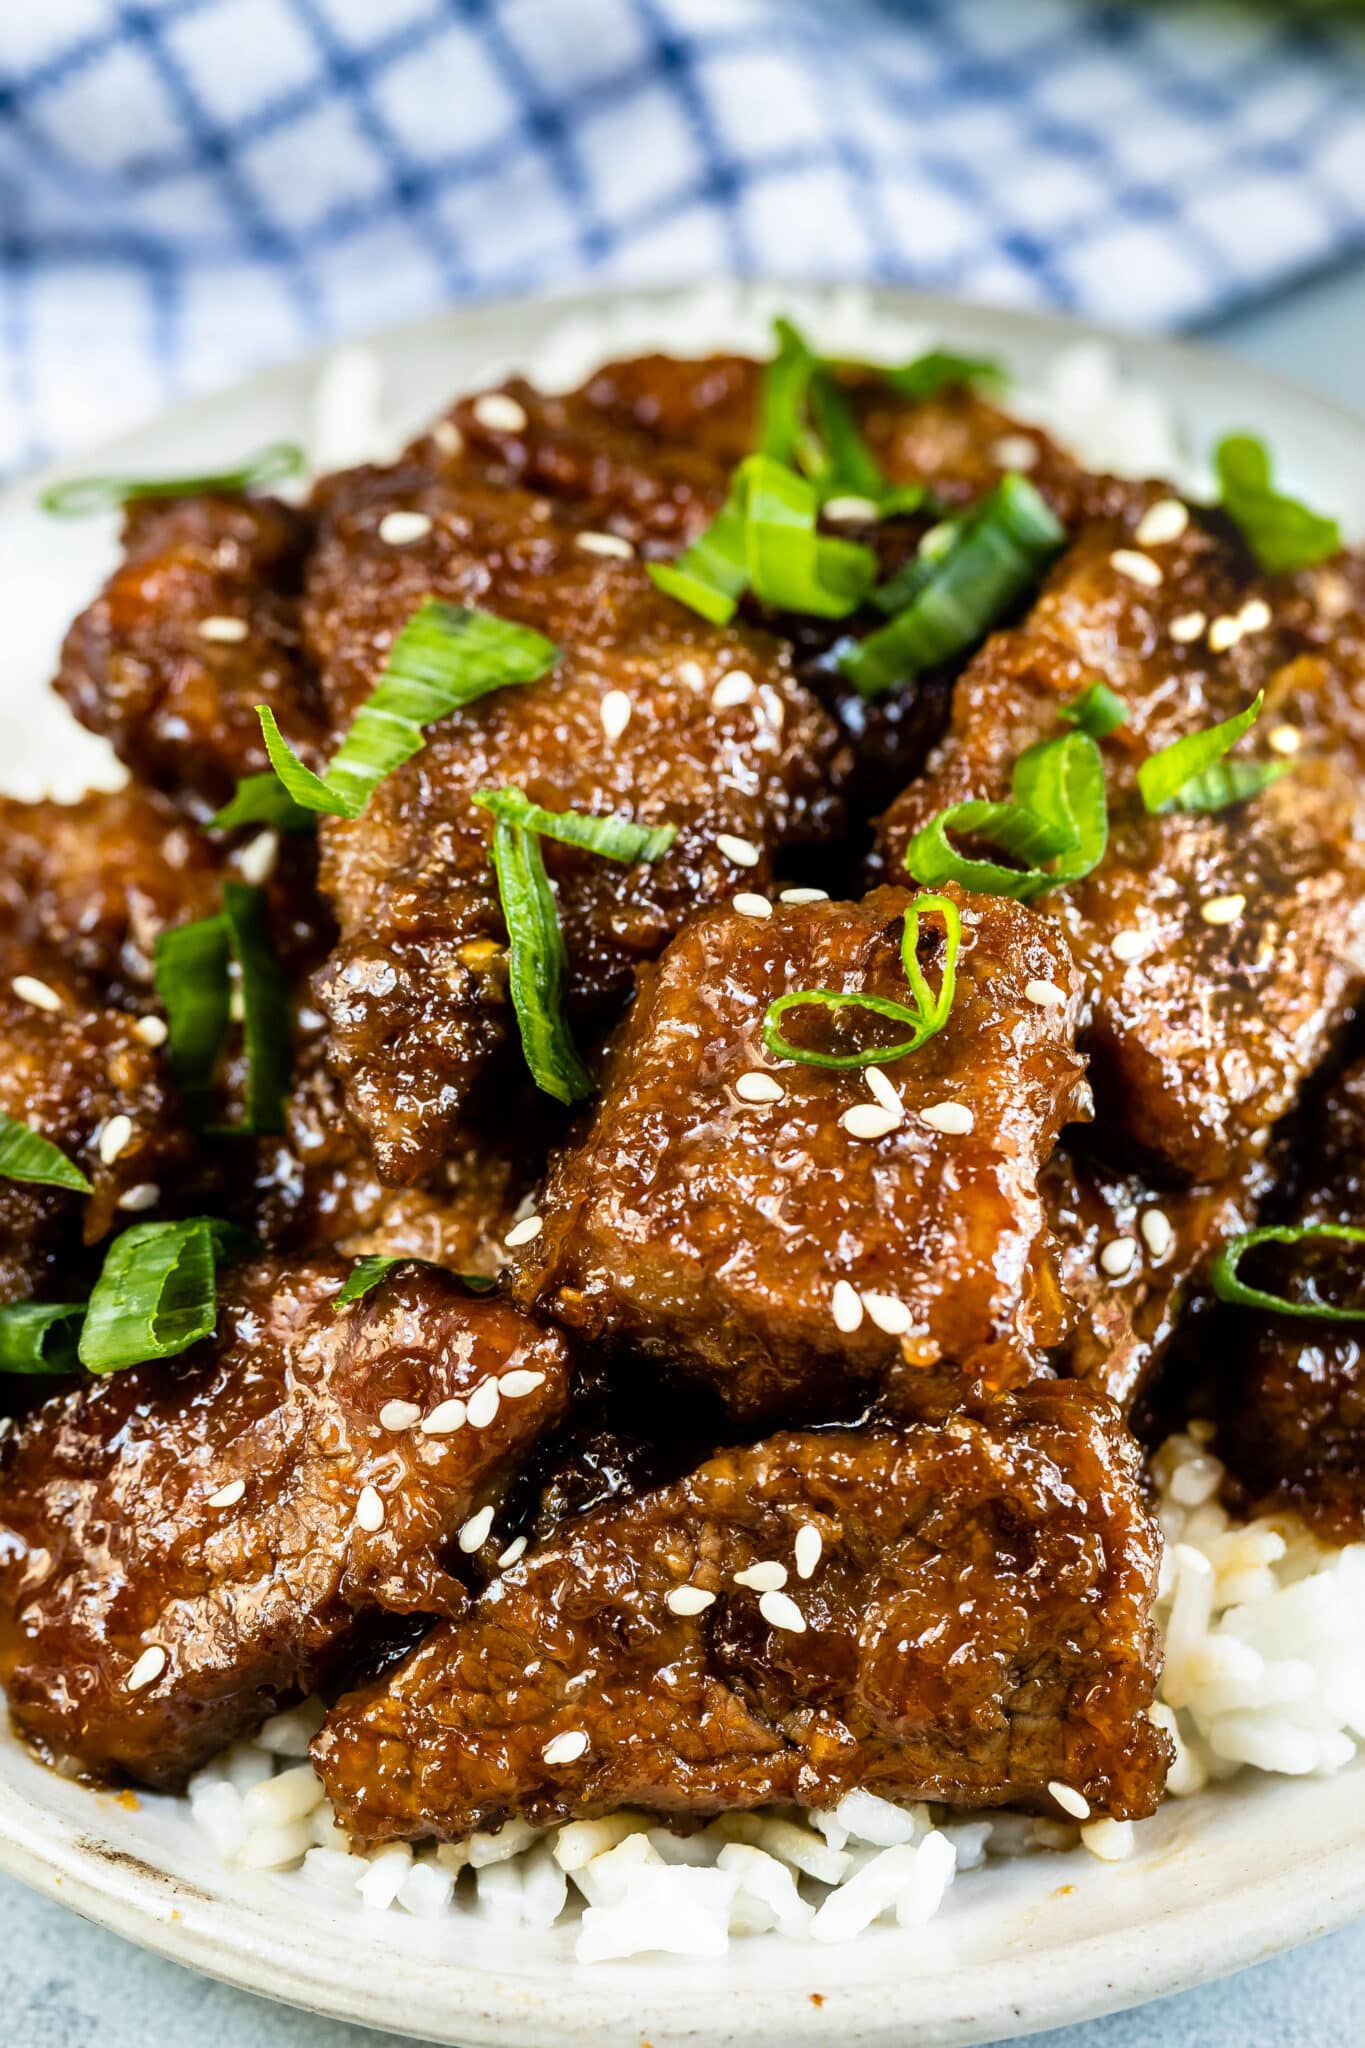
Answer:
[
  {"xmin": 0, "ymin": 1257, "xmax": 570, "ymax": 1787},
  {"xmin": 1218, "ymin": 1060, "xmax": 1365, "ymax": 1541},
  {"xmin": 55, "ymin": 493, "xmax": 326, "ymax": 816},
  {"xmin": 877, "ymin": 518, "xmax": 1365, "ymax": 1187},
  {"xmin": 0, "ymin": 950, "xmax": 192, "ymax": 1305},
  {"xmin": 305, "ymin": 471, "xmax": 848, "ymax": 1180},
  {"xmin": 514, "ymin": 884, "xmax": 1087, "ymax": 1422},
  {"xmin": 314, "ymin": 1381, "xmax": 1170, "ymax": 1845}
]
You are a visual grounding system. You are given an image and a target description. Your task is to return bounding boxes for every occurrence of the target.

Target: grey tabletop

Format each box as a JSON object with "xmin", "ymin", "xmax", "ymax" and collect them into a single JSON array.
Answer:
[{"xmin": 6, "ymin": 259, "xmax": 1365, "ymax": 2048}]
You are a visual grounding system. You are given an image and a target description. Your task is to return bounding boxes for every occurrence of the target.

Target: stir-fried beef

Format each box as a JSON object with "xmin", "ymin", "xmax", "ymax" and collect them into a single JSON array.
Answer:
[
  {"xmin": 314, "ymin": 1380, "xmax": 1169, "ymax": 1845},
  {"xmin": 877, "ymin": 520, "xmax": 1365, "ymax": 1186},
  {"xmin": 55, "ymin": 493, "xmax": 326, "ymax": 816},
  {"xmin": 514, "ymin": 883, "xmax": 1087, "ymax": 1421},
  {"xmin": 306, "ymin": 472, "xmax": 848, "ymax": 1181},
  {"xmin": 0, "ymin": 1258, "xmax": 570, "ymax": 1786}
]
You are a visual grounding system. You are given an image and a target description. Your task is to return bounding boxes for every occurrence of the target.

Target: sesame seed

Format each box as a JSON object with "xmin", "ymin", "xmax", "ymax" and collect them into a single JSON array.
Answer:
[
  {"xmin": 864, "ymin": 1066, "xmax": 901, "ymax": 1116},
  {"xmin": 1141, "ymin": 1208, "xmax": 1174, "ymax": 1259},
  {"xmin": 466, "ymin": 1379, "xmax": 501, "ymax": 1429},
  {"xmin": 117, "ymin": 1183, "xmax": 160, "ymax": 1212},
  {"xmin": 471, "ymin": 393, "xmax": 528, "ymax": 434},
  {"xmin": 794, "ymin": 1524, "xmax": 823, "ymax": 1580},
  {"xmin": 1111, "ymin": 930, "xmax": 1146, "ymax": 964},
  {"xmin": 197, "ymin": 614, "xmax": 249, "ymax": 643},
  {"xmin": 11, "ymin": 974, "xmax": 62, "ymax": 1013},
  {"xmin": 377, "ymin": 510, "xmax": 432, "ymax": 546},
  {"xmin": 1048, "ymin": 1780, "xmax": 1091, "ymax": 1821},
  {"xmin": 431, "ymin": 419, "xmax": 463, "ymax": 456},
  {"xmin": 1238, "ymin": 597, "xmax": 1272, "ymax": 635},
  {"xmin": 1081, "ymin": 1817, "xmax": 1135, "ymax": 1862},
  {"xmin": 1134, "ymin": 499, "xmax": 1189, "ymax": 548},
  {"xmin": 716, "ymin": 832, "xmax": 761, "ymax": 869},
  {"xmin": 991, "ymin": 434, "xmax": 1039, "ymax": 471},
  {"xmin": 735, "ymin": 1561, "xmax": 787, "ymax": 1592},
  {"xmin": 1268, "ymin": 723, "xmax": 1301, "ymax": 757},
  {"xmin": 735, "ymin": 1070, "xmax": 785, "ymax": 1104},
  {"xmin": 420, "ymin": 1398, "xmax": 467, "ymax": 1436},
  {"xmin": 920, "ymin": 1101, "xmax": 973, "ymax": 1135},
  {"xmin": 1100, "ymin": 1236, "xmax": 1137, "ymax": 1279},
  {"xmin": 711, "ymin": 668, "xmax": 756, "ymax": 710},
  {"xmin": 542, "ymin": 1729, "xmax": 589, "ymax": 1766},
  {"xmin": 505, "ymin": 1215, "xmax": 543, "ymax": 1248},
  {"xmin": 1025, "ymin": 978, "xmax": 1067, "ymax": 1010},
  {"xmin": 98, "ymin": 1114, "xmax": 134, "ymax": 1165},
  {"xmin": 499, "ymin": 1368, "xmax": 547, "ymax": 1399},
  {"xmin": 779, "ymin": 886, "xmax": 829, "ymax": 905},
  {"xmin": 1207, "ymin": 614, "xmax": 1243, "ymax": 653},
  {"xmin": 1200, "ymin": 893, "xmax": 1246, "ymax": 927},
  {"xmin": 677, "ymin": 659, "xmax": 707, "ymax": 690},
  {"xmin": 599, "ymin": 689, "xmax": 632, "ymax": 741},
  {"xmin": 861, "ymin": 1291, "xmax": 912, "ymax": 1335},
  {"xmin": 1110, "ymin": 549, "xmax": 1162, "ymax": 588},
  {"xmin": 379, "ymin": 1399, "xmax": 422, "ymax": 1432},
  {"xmin": 458, "ymin": 1505, "xmax": 494, "ymax": 1554},
  {"xmin": 134, "ymin": 1015, "xmax": 168, "ymax": 1047},
  {"xmin": 758, "ymin": 1590, "xmax": 807, "ymax": 1634},
  {"xmin": 841, "ymin": 1103, "xmax": 902, "ymax": 1141},
  {"xmin": 733, "ymin": 892, "xmax": 772, "ymax": 920},
  {"xmin": 126, "ymin": 1646, "xmax": 167, "ymax": 1693},
  {"xmin": 355, "ymin": 1485, "xmax": 385, "ymax": 1533},
  {"xmin": 497, "ymin": 1536, "xmax": 528, "ymax": 1569},
  {"xmin": 575, "ymin": 531, "xmax": 634, "ymax": 560},
  {"xmin": 237, "ymin": 829, "xmax": 279, "ymax": 886},
  {"xmin": 822, "ymin": 494, "xmax": 880, "ymax": 523},
  {"xmin": 207, "ymin": 1479, "xmax": 245, "ymax": 1509},
  {"xmin": 1169, "ymin": 611, "xmax": 1207, "ymax": 643},
  {"xmin": 831, "ymin": 1279, "xmax": 864, "ymax": 1333},
  {"xmin": 666, "ymin": 1584, "xmax": 716, "ymax": 1617}
]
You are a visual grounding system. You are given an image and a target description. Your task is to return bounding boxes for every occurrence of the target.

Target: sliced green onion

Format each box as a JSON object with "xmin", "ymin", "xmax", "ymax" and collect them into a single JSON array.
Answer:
[
  {"xmin": 40, "ymin": 441, "xmax": 305, "ymax": 520},
  {"xmin": 0, "ymin": 1111, "xmax": 92, "ymax": 1194},
  {"xmin": 1060, "ymin": 681, "xmax": 1128, "ymax": 738},
  {"xmin": 487, "ymin": 817, "xmax": 593, "ymax": 1107},
  {"xmin": 1215, "ymin": 433, "xmax": 1340, "ymax": 575},
  {"xmin": 154, "ymin": 888, "xmax": 290, "ymax": 1133},
  {"xmin": 154, "ymin": 914, "xmax": 233, "ymax": 1108},
  {"xmin": 840, "ymin": 474, "xmax": 1064, "ymax": 698},
  {"xmin": 648, "ymin": 493, "xmax": 749, "ymax": 625},
  {"xmin": 869, "ymin": 515, "xmax": 963, "ymax": 618},
  {"xmin": 1137, "ymin": 690, "xmax": 1292, "ymax": 815},
  {"xmin": 473, "ymin": 786, "xmax": 676, "ymax": 864},
  {"xmin": 763, "ymin": 891, "xmax": 961, "ymax": 1070},
  {"xmin": 882, "ymin": 349, "xmax": 1006, "ymax": 404},
  {"xmin": 905, "ymin": 730, "xmax": 1107, "ymax": 902},
  {"xmin": 334, "ymin": 1255, "xmax": 497, "ymax": 1311},
  {"xmin": 253, "ymin": 600, "xmax": 558, "ymax": 821},
  {"xmin": 209, "ymin": 773, "xmax": 317, "ymax": 835},
  {"xmin": 78, "ymin": 1217, "xmax": 253, "ymax": 1376},
  {"xmin": 0, "ymin": 1302, "xmax": 85, "ymax": 1375},
  {"xmin": 221, "ymin": 882, "xmax": 291, "ymax": 1136},
  {"xmin": 1211, "ymin": 1224, "xmax": 1365, "ymax": 1321}
]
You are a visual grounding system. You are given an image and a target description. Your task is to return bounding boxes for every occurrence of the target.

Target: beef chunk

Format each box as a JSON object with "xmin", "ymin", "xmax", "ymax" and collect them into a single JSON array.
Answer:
[
  {"xmin": 514, "ymin": 884, "xmax": 1087, "ymax": 1421},
  {"xmin": 877, "ymin": 519, "xmax": 1365, "ymax": 1185},
  {"xmin": 313, "ymin": 1381, "xmax": 1169, "ymax": 1844},
  {"xmin": 55, "ymin": 494, "xmax": 326, "ymax": 815},
  {"xmin": 0, "ymin": 1258, "xmax": 570, "ymax": 1786},
  {"xmin": 1219, "ymin": 1060, "xmax": 1365, "ymax": 1541},
  {"xmin": 305, "ymin": 471, "xmax": 848, "ymax": 1180}
]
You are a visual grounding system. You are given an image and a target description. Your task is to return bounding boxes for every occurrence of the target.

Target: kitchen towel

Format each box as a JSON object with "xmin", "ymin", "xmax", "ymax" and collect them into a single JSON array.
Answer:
[{"xmin": 3, "ymin": 0, "xmax": 1365, "ymax": 470}]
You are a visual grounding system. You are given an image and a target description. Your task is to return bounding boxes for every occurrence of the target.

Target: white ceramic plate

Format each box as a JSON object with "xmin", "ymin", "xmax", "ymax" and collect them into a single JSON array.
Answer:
[{"xmin": 3, "ymin": 282, "xmax": 1365, "ymax": 2047}]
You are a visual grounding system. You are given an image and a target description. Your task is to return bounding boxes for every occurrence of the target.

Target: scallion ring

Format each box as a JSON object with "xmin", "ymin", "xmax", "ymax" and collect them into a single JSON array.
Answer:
[
  {"xmin": 763, "ymin": 891, "xmax": 961, "ymax": 1070},
  {"xmin": 0, "ymin": 1301, "xmax": 85, "ymax": 1376},
  {"xmin": 906, "ymin": 729, "xmax": 1107, "ymax": 903},
  {"xmin": 1210, "ymin": 1224, "xmax": 1365, "ymax": 1321},
  {"xmin": 77, "ymin": 1217, "xmax": 254, "ymax": 1376}
]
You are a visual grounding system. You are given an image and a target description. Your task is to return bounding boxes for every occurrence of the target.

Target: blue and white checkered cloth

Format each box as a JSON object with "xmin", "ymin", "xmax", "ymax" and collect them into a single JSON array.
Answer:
[{"xmin": 4, "ymin": 0, "xmax": 1365, "ymax": 473}]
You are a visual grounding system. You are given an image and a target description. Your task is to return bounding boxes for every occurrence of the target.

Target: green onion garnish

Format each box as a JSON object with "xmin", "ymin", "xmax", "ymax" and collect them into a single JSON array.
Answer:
[
  {"xmin": 1214, "ymin": 433, "xmax": 1341, "ymax": 575},
  {"xmin": 77, "ymin": 1217, "xmax": 253, "ymax": 1375},
  {"xmin": 906, "ymin": 729, "xmax": 1107, "ymax": 902},
  {"xmin": 487, "ymin": 816, "xmax": 593, "ymax": 1107},
  {"xmin": 0, "ymin": 1302, "xmax": 85, "ymax": 1375},
  {"xmin": 0, "ymin": 1110, "xmax": 92, "ymax": 1194},
  {"xmin": 332, "ymin": 1254, "xmax": 498, "ymax": 1311},
  {"xmin": 760, "ymin": 319, "xmax": 891, "ymax": 505},
  {"xmin": 881, "ymin": 349, "xmax": 1005, "ymax": 404},
  {"xmin": 840, "ymin": 474, "xmax": 1065, "ymax": 698},
  {"xmin": 209, "ymin": 773, "xmax": 317, "ymax": 836},
  {"xmin": 649, "ymin": 454, "xmax": 877, "ymax": 627},
  {"xmin": 249, "ymin": 601, "xmax": 558, "ymax": 822},
  {"xmin": 153, "ymin": 885, "xmax": 290, "ymax": 1134},
  {"xmin": 1060, "ymin": 681, "xmax": 1129, "ymax": 739},
  {"xmin": 472, "ymin": 786, "xmax": 677, "ymax": 865},
  {"xmin": 40, "ymin": 441, "xmax": 305, "ymax": 520},
  {"xmin": 221, "ymin": 882, "xmax": 291, "ymax": 1135},
  {"xmin": 1137, "ymin": 690, "xmax": 1292, "ymax": 815},
  {"xmin": 763, "ymin": 891, "xmax": 961, "ymax": 1070},
  {"xmin": 1211, "ymin": 1224, "xmax": 1365, "ymax": 1321},
  {"xmin": 154, "ymin": 914, "xmax": 233, "ymax": 1111}
]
